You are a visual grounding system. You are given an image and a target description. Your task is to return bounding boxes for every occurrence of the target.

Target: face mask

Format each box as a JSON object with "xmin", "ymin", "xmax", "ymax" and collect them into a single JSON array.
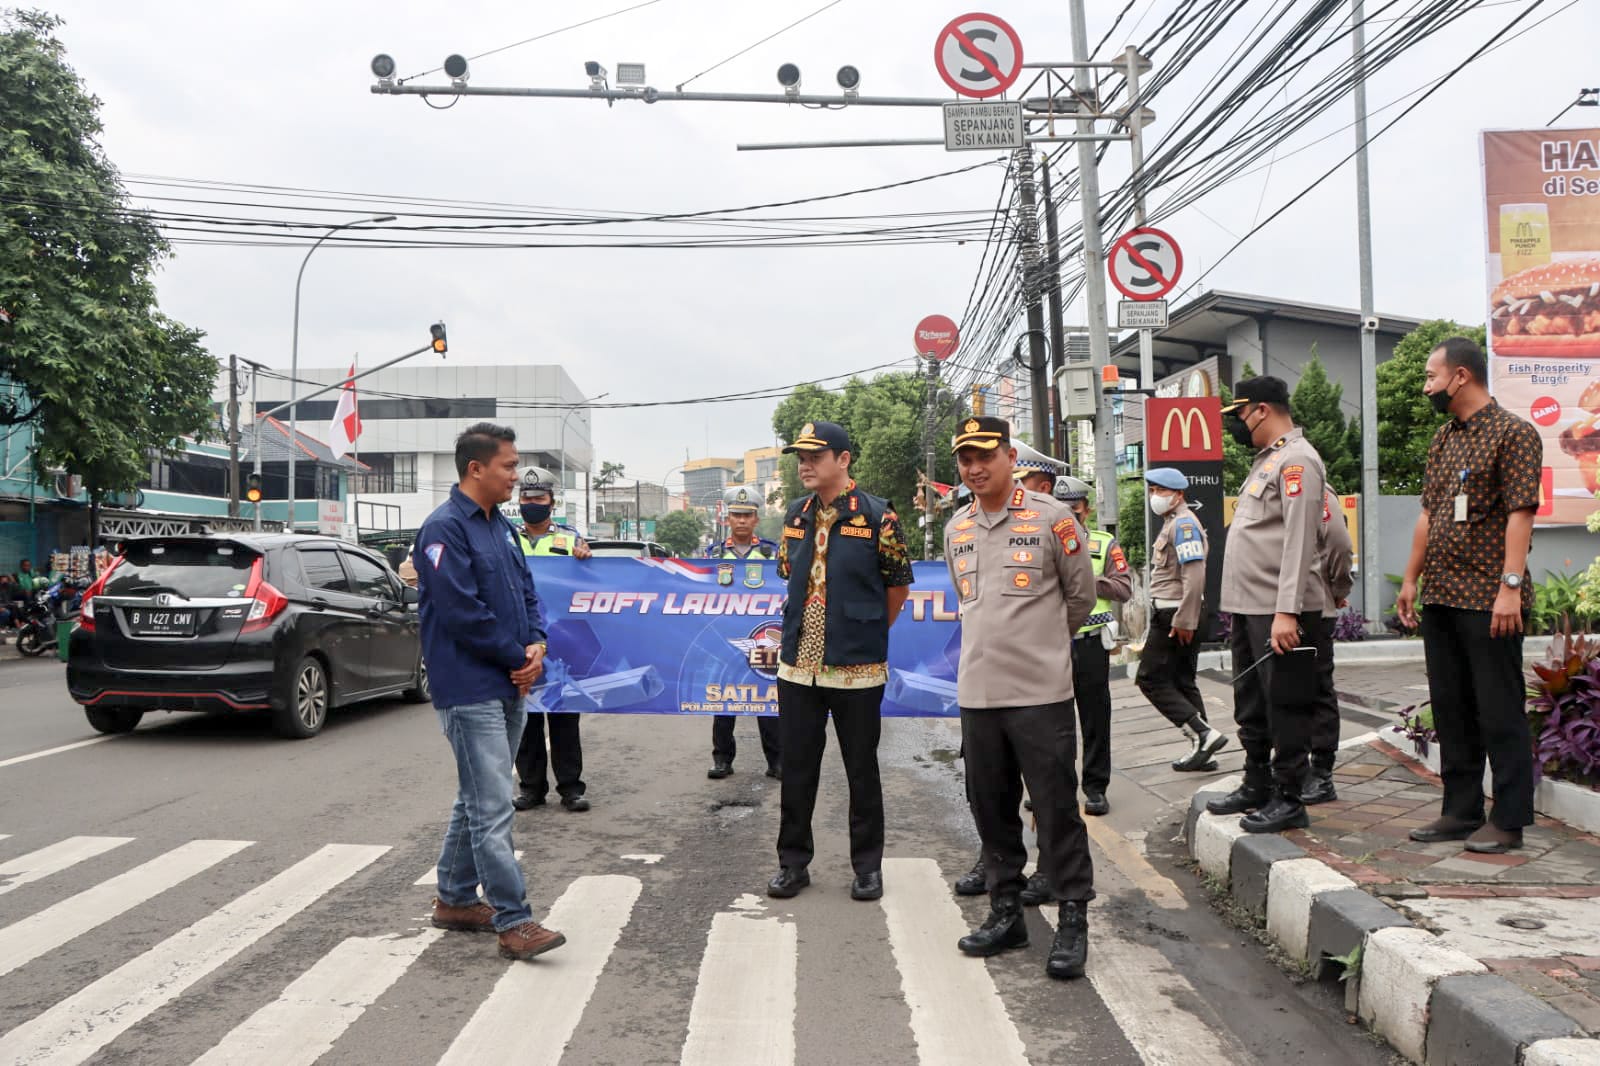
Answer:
[
  {"xmin": 1428, "ymin": 377, "xmax": 1459, "ymax": 415},
  {"xmin": 1226, "ymin": 408, "xmax": 1257, "ymax": 449},
  {"xmin": 520, "ymin": 502, "xmax": 553, "ymax": 526},
  {"xmin": 1150, "ymin": 493, "xmax": 1177, "ymax": 516}
]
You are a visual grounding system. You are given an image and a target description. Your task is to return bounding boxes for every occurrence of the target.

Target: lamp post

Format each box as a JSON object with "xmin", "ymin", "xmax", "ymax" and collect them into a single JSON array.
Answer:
[
  {"xmin": 556, "ymin": 393, "xmax": 606, "ymax": 528},
  {"xmin": 286, "ymin": 214, "xmax": 395, "ymax": 531}
]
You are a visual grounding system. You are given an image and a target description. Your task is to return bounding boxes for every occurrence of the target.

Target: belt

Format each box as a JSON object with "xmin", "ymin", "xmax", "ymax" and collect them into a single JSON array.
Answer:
[{"xmin": 1153, "ymin": 598, "xmax": 1182, "ymax": 610}]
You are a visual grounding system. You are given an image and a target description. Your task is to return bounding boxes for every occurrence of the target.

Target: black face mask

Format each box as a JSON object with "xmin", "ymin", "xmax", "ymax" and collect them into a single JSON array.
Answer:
[
  {"xmin": 1427, "ymin": 379, "xmax": 1458, "ymax": 415},
  {"xmin": 1226, "ymin": 410, "xmax": 1256, "ymax": 449},
  {"xmin": 520, "ymin": 502, "xmax": 553, "ymax": 526}
]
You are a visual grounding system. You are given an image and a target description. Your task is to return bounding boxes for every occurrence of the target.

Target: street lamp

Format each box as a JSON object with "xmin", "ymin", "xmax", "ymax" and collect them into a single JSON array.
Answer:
[
  {"xmin": 286, "ymin": 214, "xmax": 395, "ymax": 531},
  {"xmin": 557, "ymin": 392, "xmax": 607, "ymax": 528}
]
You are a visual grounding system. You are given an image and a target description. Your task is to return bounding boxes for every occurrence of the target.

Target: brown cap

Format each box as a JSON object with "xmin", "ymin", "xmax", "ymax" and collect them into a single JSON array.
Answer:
[{"xmin": 951, "ymin": 416, "xmax": 1010, "ymax": 454}]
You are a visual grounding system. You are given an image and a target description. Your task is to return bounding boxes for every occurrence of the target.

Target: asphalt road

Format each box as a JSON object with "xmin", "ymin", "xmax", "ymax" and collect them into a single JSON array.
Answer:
[{"xmin": 0, "ymin": 655, "xmax": 1397, "ymax": 1066}]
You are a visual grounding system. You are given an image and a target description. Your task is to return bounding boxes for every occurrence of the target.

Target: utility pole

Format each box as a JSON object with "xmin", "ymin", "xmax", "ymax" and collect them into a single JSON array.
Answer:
[
  {"xmin": 1070, "ymin": 0, "xmax": 1120, "ymax": 529},
  {"xmin": 1014, "ymin": 149, "xmax": 1052, "ymax": 453},
  {"xmin": 923, "ymin": 355, "xmax": 938, "ymax": 561},
  {"xmin": 1040, "ymin": 157, "xmax": 1070, "ymax": 463},
  {"xmin": 1353, "ymin": 0, "xmax": 1382, "ymax": 631},
  {"xmin": 227, "ymin": 353, "xmax": 241, "ymax": 518}
]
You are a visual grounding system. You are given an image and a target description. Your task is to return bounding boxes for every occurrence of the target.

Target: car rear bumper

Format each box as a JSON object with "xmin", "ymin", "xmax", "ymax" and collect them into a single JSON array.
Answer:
[{"xmin": 66, "ymin": 661, "xmax": 278, "ymax": 713}]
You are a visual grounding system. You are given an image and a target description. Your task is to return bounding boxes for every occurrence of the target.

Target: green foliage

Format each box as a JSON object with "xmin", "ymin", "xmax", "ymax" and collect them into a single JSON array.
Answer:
[
  {"xmin": 1376, "ymin": 320, "xmax": 1483, "ymax": 494},
  {"xmin": 1218, "ymin": 367, "xmax": 1255, "ymax": 496},
  {"xmin": 1116, "ymin": 477, "xmax": 1147, "ymax": 569},
  {"xmin": 592, "ymin": 460, "xmax": 626, "ymax": 493},
  {"xmin": 1290, "ymin": 351, "xmax": 1360, "ymax": 494},
  {"xmin": 0, "ymin": 10, "xmax": 218, "ymax": 531},
  {"xmin": 1530, "ymin": 571, "xmax": 1591, "ymax": 636},
  {"xmin": 653, "ymin": 509, "xmax": 706, "ymax": 557}
]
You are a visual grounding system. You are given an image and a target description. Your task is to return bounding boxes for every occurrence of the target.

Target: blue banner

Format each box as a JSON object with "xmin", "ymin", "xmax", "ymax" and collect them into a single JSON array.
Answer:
[{"xmin": 525, "ymin": 558, "xmax": 961, "ymax": 717}]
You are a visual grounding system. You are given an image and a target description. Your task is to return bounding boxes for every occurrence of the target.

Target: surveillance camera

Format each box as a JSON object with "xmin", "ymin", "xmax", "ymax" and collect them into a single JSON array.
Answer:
[
  {"xmin": 584, "ymin": 60, "xmax": 604, "ymax": 78},
  {"xmin": 1361, "ymin": 315, "xmax": 1380, "ymax": 333},
  {"xmin": 836, "ymin": 65, "xmax": 860, "ymax": 92},
  {"xmin": 370, "ymin": 54, "xmax": 396, "ymax": 80}
]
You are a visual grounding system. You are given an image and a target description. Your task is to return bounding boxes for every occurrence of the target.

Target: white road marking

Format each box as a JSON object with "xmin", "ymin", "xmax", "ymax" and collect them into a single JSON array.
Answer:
[
  {"xmin": 0, "ymin": 843, "xmax": 389, "ymax": 1066},
  {"xmin": 0, "ymin": 839, "xmax": 252, "ymax": 978},
  {"xmin": 191, "ymin": 929, "xmax": 443, "ymax": 1066},
  {"xmin": 0, "ymin": 736, "xmax": 116, "ymax": 769},
  {"xmin": 878, "ymin": 857, "xmax": 1031, "ymax": 1066},
  {"xmin": 438, "ymin": 874, "xmax": 642, "ymax": 1066},
  {"xmin": 0, "ymin": 836, "xmax": 133, "ymax": 896},
  {"xmin": 414, "ymin": 850, "xmax": 523, "ymax": 886},
  {"xmin": 679, "ymin": 908, "xmax": 797, "ymax": 1066},
  {"xmin": 621, "ymin": 853, "xmax": 663, "ymax": 864}
]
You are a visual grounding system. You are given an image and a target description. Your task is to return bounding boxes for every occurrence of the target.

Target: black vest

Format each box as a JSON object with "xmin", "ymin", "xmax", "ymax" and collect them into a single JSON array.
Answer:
[{"xmin": 779, "ymin": 485, "xmax": 892, "ymax": 667}]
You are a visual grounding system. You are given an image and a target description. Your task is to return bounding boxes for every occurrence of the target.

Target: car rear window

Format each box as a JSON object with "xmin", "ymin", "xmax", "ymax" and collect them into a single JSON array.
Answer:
[{"xmin": 104, "ymin": 541, "xmax": 259, "ymax": 599}]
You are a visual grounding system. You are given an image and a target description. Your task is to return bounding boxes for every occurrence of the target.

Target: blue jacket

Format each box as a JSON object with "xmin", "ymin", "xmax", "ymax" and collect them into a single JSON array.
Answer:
[{"xmin": 416, "ymin": 486, "xmax": 546, "ymax": 707}]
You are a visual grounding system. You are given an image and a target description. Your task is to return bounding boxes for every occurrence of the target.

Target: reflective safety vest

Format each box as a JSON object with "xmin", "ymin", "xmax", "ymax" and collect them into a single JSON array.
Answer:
[
  {"xmin": 1078, "ymin": 529, "xmax": 1116, "ymax": 634},
  {"xmin": 518, "ymin": 525, "xmax": 580, "ymax": 557}
]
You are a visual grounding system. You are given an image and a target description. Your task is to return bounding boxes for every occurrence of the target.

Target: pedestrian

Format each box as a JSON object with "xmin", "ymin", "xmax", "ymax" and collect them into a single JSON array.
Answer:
[
  {"xmin": 415, "ymin": 422, "xmax": 566, "ymax": 961},
  {"xmin": 1010, "ymin": 439, "xmax": 1062, "ymax": 496},
  {"xmin": 1303, "ymin": 487, "xmax": 1354, "ymax": 805},
  {"xmin": 945, "ymin": 416, "xmax": 1098, "ymax": 980},
  {"xmin": 1397, "ymin": 336, "xmax": 1541, "ymax": 854},
  {"xmin": 512, "ymin": 466, "xmax": 593, "ymax": 814},
  {"xmin": 1207, "ymin": 376, "xmax": 1329, "ymax": 834},
  {"xmin": 1138, "ymin": 468, "xmax": 1231, "ymax": 772},
  {"xmin": 766, "ymin": 421, "xmax": 913, "ymax": 903},
  {"xmin": 704, "ymin": 484, "xmax": 782, "ymax": 781},
  {"xmin": 397, "ymin": 547, "xmax": 419, "ymax": 589}
]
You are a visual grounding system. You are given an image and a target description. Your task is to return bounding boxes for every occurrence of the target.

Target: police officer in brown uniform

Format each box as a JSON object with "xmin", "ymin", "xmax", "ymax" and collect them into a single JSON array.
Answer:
[
  {"xmin": 945, "ymin": 417, "xmax": 1098, "ymax": 980},
  {"xmin": 1207, "ymin": 376, "xmax": 1329, "ymax": 834},
  {"xmin": 1304, "ymin": 488, "xmax": 1354, "ymax": 805}
]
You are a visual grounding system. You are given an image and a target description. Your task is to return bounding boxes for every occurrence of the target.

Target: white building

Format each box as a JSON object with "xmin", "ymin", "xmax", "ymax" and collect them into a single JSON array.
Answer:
[{"xmin": 223, "ymin": 363, "xmax": 594, "ymax": 533}]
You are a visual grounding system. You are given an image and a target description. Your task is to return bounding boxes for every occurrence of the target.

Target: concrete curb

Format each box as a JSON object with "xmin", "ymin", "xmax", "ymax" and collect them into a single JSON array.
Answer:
[{"xmin": 1183, "ymin": 791, "xmax": 1600, "ymax": 1064}]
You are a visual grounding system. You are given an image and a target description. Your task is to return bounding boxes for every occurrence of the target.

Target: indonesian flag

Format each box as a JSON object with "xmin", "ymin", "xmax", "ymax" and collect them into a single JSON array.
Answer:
[{"xmin": 328, "ymin": 362, "xmax": 361, "ymax": 458}]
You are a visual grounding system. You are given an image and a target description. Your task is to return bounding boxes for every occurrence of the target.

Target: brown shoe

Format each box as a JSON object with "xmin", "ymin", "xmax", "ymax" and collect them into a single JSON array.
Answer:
[
  {"xmin": 1408, "ymin": 816, "xmax": 1484, "ymax": 843},
  {"xmin": 1464, "ymin": 824, "xmax": 1523, "ymax": 854},
  {"xmin": 432, "ymin": 897, "xmax": 497, "ymax": 933},
  {"xmin": 498, "ymin": 920, "xmax": 567, "ymax": 960}
]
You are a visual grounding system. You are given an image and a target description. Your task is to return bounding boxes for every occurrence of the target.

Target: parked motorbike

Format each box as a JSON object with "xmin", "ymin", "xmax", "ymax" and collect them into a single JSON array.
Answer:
[{"xmin": 16, "ymin": 578, "xmax": 86, "ymax": 658}]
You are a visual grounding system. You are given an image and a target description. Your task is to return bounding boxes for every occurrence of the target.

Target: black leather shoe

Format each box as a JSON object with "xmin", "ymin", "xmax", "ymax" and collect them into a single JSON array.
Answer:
[
  {"xmin": 707, "ymin": 759, "xmax": 732, "ymax": 780},
  {"xmin": 953, "ymin": 856, "xmax": 987, "ymax": 896},
  {"xmin": 1019, "ymin": 871, "xmax": 1051, "ymax": 907},
  {"xmin": 1300, "ymin": 767, "xmax": 1338, "ymax": 805},
  {"xmin": 1206, "ymin": 784, "xmax": 1269, "ymax": 815},
  {"xmin": 850, "ymin": 870, "xmax": 883, "ymax": 901},
  {"xmin": 1409, "ymin": 816, "xmax": 1484, "ymax": 843},
  {"xmin": 767, "ymin": 866, "xmax": 810, "ymax": 898},
  {"xmin": 512, "ymin": 792, "xmax": 545, "ymax": 811},
  {"xmin": 1083, "ymin": 791, "xmax": 1110, "ymax": 816},
  {"xmin": 560, "ymin": 795, "xmax": 591, "ymax": 813},
  {"xmin": 765, "ymin": 762, "xmax": 782, "ymax": 780},
  {"xmin": 1241, "ymin": 795, "xmax": 1310, "ymax": 834},
  {"xmin": 1046, "ymin": 902, "xmax": 1088, "ymax": 980},
  {"xmin": 958, "ymin": 898, "xmax": 1029, "ymax": 956}
]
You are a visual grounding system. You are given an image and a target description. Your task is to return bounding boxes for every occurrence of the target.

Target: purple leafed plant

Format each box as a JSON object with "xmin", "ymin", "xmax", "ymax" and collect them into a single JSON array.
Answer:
[
  {"xmin": 1333, "ymin": 610, "xmax": 1368, "ymax": 643},
  {"xmin": 1526, "ymin": 627, "xmax": 1600, "ymax": 787},
  {"xmin": 1394, "ymin": 702, "xmax": 1437, "ymax": 759}
]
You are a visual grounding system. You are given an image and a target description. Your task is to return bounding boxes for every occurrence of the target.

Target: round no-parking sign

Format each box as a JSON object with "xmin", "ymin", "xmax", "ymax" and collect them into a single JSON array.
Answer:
[
  {"xmin": 934, "ymin": 13, "xmax": 1024, "ymax": 99},
  {"xmin": 1108, "ymin": 226, "xmax": 1183, "ymax": 301}
]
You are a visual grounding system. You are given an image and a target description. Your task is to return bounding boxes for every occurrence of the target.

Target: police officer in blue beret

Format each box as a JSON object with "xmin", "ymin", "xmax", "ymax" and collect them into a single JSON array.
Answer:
[{"xmin": 704, "ymin": 485, "xmax": 781, "ymax": 780}]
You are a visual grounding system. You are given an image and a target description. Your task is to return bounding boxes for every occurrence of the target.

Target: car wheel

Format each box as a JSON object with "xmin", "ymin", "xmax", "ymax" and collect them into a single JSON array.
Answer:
[
  {"xmin": 274, "ymin": 656, "xmax": 329, "ymax": 739},
  {"xmin": 85, "ymin": 706, "xmax": 143, "ymax": 734},
  {"xmin": 403, "ymin": 659, "xmax": 430, "ymax": 704}
]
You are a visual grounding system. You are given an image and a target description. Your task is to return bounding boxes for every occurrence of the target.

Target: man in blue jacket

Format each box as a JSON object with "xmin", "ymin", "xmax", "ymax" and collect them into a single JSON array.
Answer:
[{"xmin": 415, "ymin": 422, "xmax": 566, "ymax": 962}]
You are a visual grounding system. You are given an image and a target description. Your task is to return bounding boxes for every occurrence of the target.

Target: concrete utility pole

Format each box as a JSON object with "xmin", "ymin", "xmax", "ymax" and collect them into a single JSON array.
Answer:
[
  {"xmin": 227, "ymin": 353, "xmax": 241, "ymax": 518},
  {"xmin": 1040, "ymin": 158, "xmax": 1070, "ymax": 462},
  {"xmin": 1014, "ymin": 149, "xmax": 1052, "ymax": 453},
  {"xmin": 1352, "ymin": 0, "xmax": 1383, "ymax": 630},
  {"xmin": 1069, "ymin": 0, "xmax": 1120, "ymax": 529},
  {"xmin": 923, "ymin": 355, "xmax": 938, "ymax": 561}
]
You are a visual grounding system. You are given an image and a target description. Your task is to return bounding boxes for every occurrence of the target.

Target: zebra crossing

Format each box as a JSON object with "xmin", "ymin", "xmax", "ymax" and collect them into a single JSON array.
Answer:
[{"xmin": 0, "ymin": 829, "xmax": 1252, "ymax": 1066}]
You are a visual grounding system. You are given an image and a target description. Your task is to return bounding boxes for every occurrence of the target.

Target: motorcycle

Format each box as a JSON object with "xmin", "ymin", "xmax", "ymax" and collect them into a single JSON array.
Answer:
[{"xmin": 16, "ymin": 578, "xmax": 86, "ymax": 658}]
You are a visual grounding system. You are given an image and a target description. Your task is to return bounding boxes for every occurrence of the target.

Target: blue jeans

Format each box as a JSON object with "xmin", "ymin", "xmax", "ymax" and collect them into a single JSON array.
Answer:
[{"xmin": 436, "ymin": 697, "xmax": 532, "ymax": 931}]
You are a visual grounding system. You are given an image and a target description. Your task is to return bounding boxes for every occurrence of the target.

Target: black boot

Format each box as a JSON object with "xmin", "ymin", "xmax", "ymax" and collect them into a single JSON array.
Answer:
[
  {"xmin": 1300, "ymin": 765, "xmax": 1338, "ymax": 805},
  {"xmin": 1046, "ymin": 901, "xmax": 1088, "ymax": 980},
  {"xmin": 953, "ymin": 855, "xmax": 987, "ymax": 896},
  {"xmin": 1241, "ymin": 794, "xmax": 1310, "ymax": 833},
  {"xmin": 957, "ymin": 895, "xmax": 1029, "ymax": 957},
  {"xmin": 1206, "ymin": 760, "xmax": 1270, "ymax": 815},
  {"xmin": 1019, "ymin": 871, "xmax": 1051, "ymax": 907},
  {"xmin": 1172, "ymin": 721, "xmax": 1230, "ymax": 772}
]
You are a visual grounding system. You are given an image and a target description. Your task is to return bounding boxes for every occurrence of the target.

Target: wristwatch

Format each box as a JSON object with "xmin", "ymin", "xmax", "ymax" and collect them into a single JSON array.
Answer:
[{"xmin": 1501, "ymin": 573, "xmax": 1523, "ymax": 589}]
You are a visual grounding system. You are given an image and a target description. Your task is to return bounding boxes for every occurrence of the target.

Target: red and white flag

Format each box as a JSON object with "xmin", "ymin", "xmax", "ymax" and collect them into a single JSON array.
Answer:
[{"xmin": 328, "ymin": 362, "xmax": 361, "ymax": 458}]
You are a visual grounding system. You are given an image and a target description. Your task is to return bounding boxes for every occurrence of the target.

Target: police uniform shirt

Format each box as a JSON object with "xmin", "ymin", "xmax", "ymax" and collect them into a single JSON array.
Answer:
[
  {"xmin": 704, "ymin": 536, "xmax": 777, "ymax": 560},
  {"xmin": 1317, "ymin": 488, "xmax": 1354, "ymax": 619},
  {"xmin": 1149, "ymin": 500, "xmax": 1207, "ymax": 633},
  {"xmin": 1090, "ymin": 531, "xmax": 1133, "ymax": 606},
  {"xmin": 1220, "ymin": 427, "xmax": 1327, "ymax": 617},
  {"xmin": 943, "ymin": 487, "xmax": 1097, "ymax": 708},
  {"xmin": 519, "ymin": 523, "xmax": 584, "ymax": 556}
]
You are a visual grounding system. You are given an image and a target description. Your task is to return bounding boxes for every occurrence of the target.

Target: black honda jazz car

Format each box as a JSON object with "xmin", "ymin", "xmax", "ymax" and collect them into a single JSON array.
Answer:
[{"xmin": 67, "ymin": 534, "xmax": 428, "ymax": 738}]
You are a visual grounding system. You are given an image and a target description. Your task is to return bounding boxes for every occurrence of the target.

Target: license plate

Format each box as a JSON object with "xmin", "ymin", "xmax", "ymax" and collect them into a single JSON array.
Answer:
[{"xmin": 127, "ymin": 609, "xmax": 197, "ymax": 637}]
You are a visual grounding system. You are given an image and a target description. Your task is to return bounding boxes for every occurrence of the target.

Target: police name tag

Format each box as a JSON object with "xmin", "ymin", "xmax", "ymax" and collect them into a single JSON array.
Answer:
[{"xmin": 1454, "ymin": 493, "xmax": 1468, "ymax": 523}]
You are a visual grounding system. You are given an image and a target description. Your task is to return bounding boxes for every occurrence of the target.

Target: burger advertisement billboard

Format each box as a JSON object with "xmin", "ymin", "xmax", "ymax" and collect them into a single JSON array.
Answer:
[{"xmin": 1482, "ymin": 128, "xmax": 1600, "ymax": 526}]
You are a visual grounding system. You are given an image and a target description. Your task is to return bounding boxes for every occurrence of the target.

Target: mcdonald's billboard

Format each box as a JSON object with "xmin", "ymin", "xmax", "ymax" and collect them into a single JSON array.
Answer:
[{"xmin": 1146, "ymin": 397, "xmax": 1223, "ymax": 463}]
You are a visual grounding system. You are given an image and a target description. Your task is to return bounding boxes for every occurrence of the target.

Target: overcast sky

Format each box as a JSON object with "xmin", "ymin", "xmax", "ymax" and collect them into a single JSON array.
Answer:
[{"xmin": 35, "ymin": 0, "xmax": 1596, "ymax": 488}]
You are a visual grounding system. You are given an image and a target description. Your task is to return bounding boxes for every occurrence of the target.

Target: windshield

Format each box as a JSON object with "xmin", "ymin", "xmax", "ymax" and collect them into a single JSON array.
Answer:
[
  {"xmin": 103, "ymin": 541, "xmax": 259, "ymax": 599},
  {"xmin": 586, "ymin": 544, "xmax": 647, "ymax": 558}
]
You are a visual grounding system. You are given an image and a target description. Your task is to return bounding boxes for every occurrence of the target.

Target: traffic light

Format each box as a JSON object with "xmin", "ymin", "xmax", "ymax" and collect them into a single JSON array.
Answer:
[
  {"xmin": 430, "ymin": 322, "xmax": 448, "ymax": 356},
  {"xmin": 245, "ymin": 473, "xmax": 263, "ymax": 504}
]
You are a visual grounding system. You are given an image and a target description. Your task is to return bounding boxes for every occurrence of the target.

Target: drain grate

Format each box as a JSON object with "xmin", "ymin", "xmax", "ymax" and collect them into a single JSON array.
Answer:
[{"xmin": 1496, "ymin": 915, "xmax": 1547, "ymax": 931}]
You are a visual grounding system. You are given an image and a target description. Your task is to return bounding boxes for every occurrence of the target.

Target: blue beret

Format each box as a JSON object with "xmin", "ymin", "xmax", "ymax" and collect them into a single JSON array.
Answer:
[{"xmin": 1144, "ymin": 467, "xmax": 1189, "ymax": 491}]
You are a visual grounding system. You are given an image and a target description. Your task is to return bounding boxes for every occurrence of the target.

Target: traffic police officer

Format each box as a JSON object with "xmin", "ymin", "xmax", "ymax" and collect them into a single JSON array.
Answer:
[
  {"xmin": 512, "ymin": 467, "xmax": 594, "ymax": 814},
  {"xmin": 1053, "ymin": 475, "xmax": 1132, "ymax": 817},
  {"xmin": 946, "ymin": 416, "xmax": 1097, "ymax": 980},
  {"xmin": 1304, "ymin": 487, "xmax": 1354, "ymax": 805},
  {"xmin": 1010, "ymin": 439, "xmax": 1063, "ymax": 495},
  {"xmin": 1138, "ymin": 468, "xmax": 1230, "ymax": 772},
  {"xmin": 704, "ymin": 485, "xmax": 782, "ymax": 780},
  {"xmin": 1208, "ymin": 377, "xmax": 1329, "ymax": 834}
]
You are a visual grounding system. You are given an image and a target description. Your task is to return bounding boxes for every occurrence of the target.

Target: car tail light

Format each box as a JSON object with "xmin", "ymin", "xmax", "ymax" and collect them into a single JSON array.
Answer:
[
  {"xmin": 75, "ymin": 556, "xmax": 123, "ymax": 633},
  {"xmin": 242, "ymin": 558, "xmax": 288, "ymax": 633}
]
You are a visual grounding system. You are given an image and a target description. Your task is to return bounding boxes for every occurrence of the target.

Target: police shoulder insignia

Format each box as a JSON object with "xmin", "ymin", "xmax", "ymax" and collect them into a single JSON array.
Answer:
[
  {"xmin": 1010, "ymin": 487, "xmax": 1026, "ymax": 508},
  {"xmin": 849, "ymin": 495, "xmax": 859, "ymax": 513},
  {"xmin": 1014, "ymin": 509, "xmax": 1040, "ymax": 520},
  {"xmin": 717, "ymin": 563, "xmax": 734, "ymax": 586},
  {"xmin": 1174, "ymin": 518, "xmax": 1200, "ymax": 541},
  {"xmin": 1110, "ymin": 545, "xmax": 1128, "ymax": 572},
  {"xmin": 1051, "ymin": 517, "xmax": 1081, "ymax": 554},
  {"xmin": 953, "ymin": 519, "xmax": 975, "ymax": 531},
  {"xmin": 1173, "ymin": 518, "xmax": 1205, "ymax": 563},
  {"xmin": 849, "ymin": 514, "xmax": 869, "ymax": 526},
  {"xmin": 1282, "ymin": 464, "xmax": 1305, "ymax": 498},
  {"xmin": 1010, "ymin": 523, "xmax": 1040, "ymax": 534}
]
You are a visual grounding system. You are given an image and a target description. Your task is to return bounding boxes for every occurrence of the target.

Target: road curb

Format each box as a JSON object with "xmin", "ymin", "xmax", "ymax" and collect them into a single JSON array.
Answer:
[{"xmin": 1183, "ymin": 784, "xmax": 1600, "ymax": 1064}]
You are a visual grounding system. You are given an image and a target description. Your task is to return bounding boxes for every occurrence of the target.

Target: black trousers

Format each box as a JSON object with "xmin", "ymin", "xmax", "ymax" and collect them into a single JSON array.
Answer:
[
  {"xmin": 962, "ymin": 700, "xmax": 1095, "ymax": 904},
  {"xmin": 1421, "ymin": 606, "xmax": 1535, "ymax": 830},
  {"xmin": 776, "ymin": 679, "xmax": 885, "ymax": 875},
  {"xmin": 1230, "ymin": 612, "xmax": 1323, "ymax": 797},
  {"xmin": 711, "ymin": 714, "xmax": 781, "ymax": 766},
  {"xmin": 1310, "ymin": 616, "xmax": 1341, "ymax": 771},
  {"xmin": 515, "ymin": 711, "xmax": 585, "ymax": 799},
  {"xmin": 1136, "ymin": 607, "xmax": 1207, "ymax": 730},
  {"xmin": 1071, "ymin": 635, "xmax": 1113, "ymax": 794}
]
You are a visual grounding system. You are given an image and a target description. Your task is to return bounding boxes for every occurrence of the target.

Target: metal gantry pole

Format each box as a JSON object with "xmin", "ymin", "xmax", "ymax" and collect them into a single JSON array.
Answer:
[
  {"xmin": 1353, "ymin": 0, "xmax": 1383, "ymax": 630},
  {"xmin": 249, "ymin": 361, "xmax": 262, "ymax": 531}
]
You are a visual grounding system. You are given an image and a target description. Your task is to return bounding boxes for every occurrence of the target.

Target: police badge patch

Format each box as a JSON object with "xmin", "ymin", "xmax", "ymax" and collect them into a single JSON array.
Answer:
[
  {"xmin": 717, "ymin": 563, "xmax": 734, "ymax": 586},
  {"xmin": 744, "ymin": 563, "xmax": 764, "ymax": 588}
]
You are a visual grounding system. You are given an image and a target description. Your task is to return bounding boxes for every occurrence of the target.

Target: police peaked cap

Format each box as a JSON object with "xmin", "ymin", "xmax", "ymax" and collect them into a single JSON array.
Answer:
[
  {"xmin": 520, "ymin": 466, "xmax": 559, "ymax": 495},
  {"xmin": 1054, "ymin": 475, "xmax": 1092, "ymax": 502},
  {"xmin": 723, "ymin": 485, "xmax": 763, "ymax": 514},
  {"xmin": 1221, "ymin": 375, "xmax": 1290, "ymax": 413},
  {"xmin": 1009, "ymin": 438, "xmax": 1067, "ymax": 480},
  {"xmin": 783, "ymin": 421, "xmax": 851, "ymax": 454}
]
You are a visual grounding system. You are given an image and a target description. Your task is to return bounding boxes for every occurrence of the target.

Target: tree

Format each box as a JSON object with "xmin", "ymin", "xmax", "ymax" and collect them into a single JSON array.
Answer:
[
  {"xmin": 1219, "ymin": 365, "xmax": 1256, "ymax": 495},
  {"xmin": 592, "ymin": 460, "xmax": 626, "ymax": 493},
  {"xmin": 654, "ymin": 509, "xmax": 706, "ymax": 557},
  {"xmin": 1377, "ymin": 320, "xmax": 1483, "ymax": 494},
  {"xmin": 0, "ymin": 10, "xmax": 219, "ymax": 546},
  {"xmin": 1291, "ymin": 350, "xmax": 1359, "ymax": 494}
]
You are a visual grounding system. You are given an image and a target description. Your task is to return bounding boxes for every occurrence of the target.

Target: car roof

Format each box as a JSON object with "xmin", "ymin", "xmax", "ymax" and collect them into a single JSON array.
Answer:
[{"xmin": 118, "ymin": 533, "xmax": 378, "ymax": 553}]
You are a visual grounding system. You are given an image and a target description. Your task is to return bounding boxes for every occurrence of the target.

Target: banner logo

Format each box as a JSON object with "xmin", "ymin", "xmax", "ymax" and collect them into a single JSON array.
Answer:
[{"xmin": 728, "ymin": 621, "xmax": 784, "ymax": 679}]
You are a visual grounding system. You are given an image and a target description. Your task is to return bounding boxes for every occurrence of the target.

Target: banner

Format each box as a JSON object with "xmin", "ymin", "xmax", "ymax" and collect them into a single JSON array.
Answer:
[
  {"xmin": 525, "ymin": 558, "xmax": 963, "ymax": 717},
  {"xmin": 1481, "ymin": 128, "xmax": 1600, "ymax": 526}
]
